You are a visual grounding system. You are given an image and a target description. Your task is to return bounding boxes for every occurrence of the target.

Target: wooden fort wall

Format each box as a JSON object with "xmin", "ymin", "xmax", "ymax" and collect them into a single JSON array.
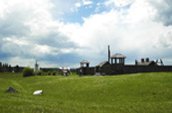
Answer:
[
  {"xmin": 123, "ymin": 65, "xmax": 172, "ymax": 74},
  {"xmin": 79, "ymin": 65, "xmax": 172, "ymax": 75}
]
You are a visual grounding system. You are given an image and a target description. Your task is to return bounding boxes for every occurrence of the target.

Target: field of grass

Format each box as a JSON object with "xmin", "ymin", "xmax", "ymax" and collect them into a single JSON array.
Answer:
[{"xmin": 0, "ymin": 72, "xmax": 172, "ymax": 113}]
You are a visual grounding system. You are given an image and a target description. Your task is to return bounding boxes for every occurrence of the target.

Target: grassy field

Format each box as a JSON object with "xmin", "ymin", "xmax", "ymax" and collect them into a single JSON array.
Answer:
[{"xmin": 0, "ymin": 72, "xmax": 172, "ymax": 113}]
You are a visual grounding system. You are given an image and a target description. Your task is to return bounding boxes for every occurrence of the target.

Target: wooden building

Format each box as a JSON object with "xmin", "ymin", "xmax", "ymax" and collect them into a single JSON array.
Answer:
[{"xmin": 78, "ymin": 45, "xmax": 172, "ymax": 75}]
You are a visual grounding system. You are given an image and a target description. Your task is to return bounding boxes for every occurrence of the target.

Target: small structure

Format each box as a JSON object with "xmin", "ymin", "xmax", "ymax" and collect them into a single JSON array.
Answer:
[
  {"xmin": 34, "ymin": 60, "xmax": 39, "ymax": 73},
  {"xmin": 110, "ymin": 53, "xmax": 126, "ymax": 65},
  {"xmin": 59, "ymin": 67, "xmax": 70, "ymax": 76},
  {"xmin": 79, "ymin": 60, "xmax": 90, "ymax": 75},
  {"xmin": 80, "ymin": 60, "xmax": 90, "ymax": 68},
  {"xmin": 79, "ymin": 60, "xmax": 95, "ymax": 75},
  {"xmin": 135, "ymin": 58, "xmax": 157, "ymax": 66},
  {"xmin": 156, "ymin": 59, "xmax": 164, "ymax": 66}
]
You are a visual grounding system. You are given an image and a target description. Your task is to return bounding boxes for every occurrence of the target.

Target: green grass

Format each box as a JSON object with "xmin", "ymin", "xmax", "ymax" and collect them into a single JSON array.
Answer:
[{"xmin": 0, "ymin": 72, "xmax": 172, "ymax": 113}]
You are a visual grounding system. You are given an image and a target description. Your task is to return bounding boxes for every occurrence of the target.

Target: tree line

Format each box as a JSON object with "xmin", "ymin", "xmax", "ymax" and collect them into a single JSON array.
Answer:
[{"xmin": 0, "ymin": 62, "xmax": 23, "ymax": 73}]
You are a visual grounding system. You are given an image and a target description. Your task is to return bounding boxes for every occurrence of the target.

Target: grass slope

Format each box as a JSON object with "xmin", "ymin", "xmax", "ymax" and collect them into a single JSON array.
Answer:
[{"xmin": 0, "ymin": 72, "xmax": 172, "ymax": 113}]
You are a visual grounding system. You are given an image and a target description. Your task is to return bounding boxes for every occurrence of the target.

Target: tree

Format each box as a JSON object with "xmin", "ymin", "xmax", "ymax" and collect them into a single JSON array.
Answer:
[
  {"xmin": 8, "ymin": 65, "xmax": 13, "ymax": 72},
  {"xmin": 23, "ymin": 67, "xmax": 34, "ymax": 77},
  {"xmin": 0, "ymin": 62, "xmax": 2, "ymax": 72},
  {"xmin": 14, "ymin": 65, "xmax": 20, "ymax": 73}
]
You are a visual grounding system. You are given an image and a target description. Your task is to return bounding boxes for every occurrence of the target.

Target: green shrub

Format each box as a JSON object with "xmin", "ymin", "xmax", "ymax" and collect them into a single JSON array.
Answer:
[
  {"xmin": 35, "ymin": 70, "xmax": 43, "ymax": 76},
  {"xmin": 47, "ymin": 71, "xmax": 51, "ymax": 75},
  {"xmin": 37, "ymin": 71, "xmax": 42, "ymax": 75},
  {"xmin": 23, "ymin": 67, "xmax": 34, "ymax": 77},
  {"xmin": 52, "ymin": 71, "xmax": 57, "ymax": 76}
]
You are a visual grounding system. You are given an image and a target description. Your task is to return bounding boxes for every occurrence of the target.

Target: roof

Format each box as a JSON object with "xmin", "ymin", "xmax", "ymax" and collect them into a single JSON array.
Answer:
[
  {"xmin": 96, "ymin": 61, "xmax": 110, "ymax": 67},
  {"xmin": 111, "ymin": 53, "xmax": 126, "ymax": 58},
  {"xmin": 80, "ymin": 60, "xmax": 89, "ymax": 64},
  {"xmin": 137, "ymin": 61, "xmax": 157, "ymax": 66}
]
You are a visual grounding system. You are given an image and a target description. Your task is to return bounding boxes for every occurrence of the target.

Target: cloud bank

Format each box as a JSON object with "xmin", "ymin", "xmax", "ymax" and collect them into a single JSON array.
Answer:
[{"xmin": 0, "ymin": 0, "xmax": 172, "ymax": 67}]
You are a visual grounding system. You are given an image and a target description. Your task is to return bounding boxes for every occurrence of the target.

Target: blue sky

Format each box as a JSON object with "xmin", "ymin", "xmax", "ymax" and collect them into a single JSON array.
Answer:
[
  {"xmin": 0, "ymin": 0, "xmax": 172, "ymax": 67},
  {"xmin": 61, "ymin": 0, "xmax": 109, "ymax": 23}
]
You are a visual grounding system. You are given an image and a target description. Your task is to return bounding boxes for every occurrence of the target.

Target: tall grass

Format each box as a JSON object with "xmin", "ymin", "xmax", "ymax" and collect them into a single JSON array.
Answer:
[{"xmin": 0, "ymin": 72, "xmax": 172, "ymax": 113}]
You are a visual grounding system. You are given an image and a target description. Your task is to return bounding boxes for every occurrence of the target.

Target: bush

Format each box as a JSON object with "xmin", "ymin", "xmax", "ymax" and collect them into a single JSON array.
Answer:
[
  {"xmin": 35, "ymin": 70, "xmax": 43, "ymax": 76},
  {"xmin": 52, "ymin": 71, "xmax": 57, "ymax": 76},
  {"xmin": 47, "ymin": 71, "xmax": 51, "ymax": 75},
  {"xmin": 36, "ymin": 71, "xmax": 42, "ymax": 75},
  {"xmin": 23, "ymin": 67, "xmax": 34, "ymax": 77}
]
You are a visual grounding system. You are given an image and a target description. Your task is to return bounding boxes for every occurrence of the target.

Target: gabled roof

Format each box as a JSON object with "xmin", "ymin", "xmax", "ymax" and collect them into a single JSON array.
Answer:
[
  {"xmin": 96, "ymin": 61, "xmax": 110, "ymax": 67},
  {"xmin": 111, "ymin": 53, "xmax": 126, "ymax": 58},
  {"xmin": 137, "ymin": 61, "xmax": 157, "ymax": 66},
  {"xmin": 80, "ymin": 60, "xmax": 89, "ymax": 64}
]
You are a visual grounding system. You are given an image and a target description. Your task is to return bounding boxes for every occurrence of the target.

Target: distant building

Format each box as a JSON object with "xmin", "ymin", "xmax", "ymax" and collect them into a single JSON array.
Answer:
[
  {"xmin": 78, "ymin": 45, "xmax": 172, "ymax": 75},
  {"xmin": 110, "ymin": 53, "xmax": 126, "ymax": 65},
  {"xmin": 34, "ymin": 60, "xmax": 39, "ymax": 73},
  {"xmin": 95, "ymin": 61, "xmax": 111, "ymax": 75},
  {"xmin": 79, "ymin": 60, "xmax": 94, "ymax": 75},
  {"xmin": 80, "ymin": 60, "xmax": 90, "ymax": 68},
  {"xmin": 135, "ymin": 58, "xmax": 157, "ymax": 66}
]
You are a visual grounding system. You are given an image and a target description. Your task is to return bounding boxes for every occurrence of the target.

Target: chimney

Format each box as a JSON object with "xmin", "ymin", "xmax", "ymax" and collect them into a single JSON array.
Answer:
[
  {"xmin": 141, "ymin": 58, "xmax": 144, "ymax": 63},
  {"xmin": 146, "ymin": 58, "xmax": 149, "ymax": 62},
  {"xmin": 135, "ymin": 60, "xmax": 138, "ymax": 65},
  {"xmin": 108, "ymin": 45, "xmax": 111, "ymax": 63}
]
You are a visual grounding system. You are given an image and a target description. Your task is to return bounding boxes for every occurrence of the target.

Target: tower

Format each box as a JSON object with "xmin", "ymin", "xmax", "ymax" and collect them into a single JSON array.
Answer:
[
  {"xmin": 108, "ymin": 45, "xmax": 111, "ymax": 63},
  {"xmin": 34, "ymin": 60, "xmax": 39, "ymax": 73}
]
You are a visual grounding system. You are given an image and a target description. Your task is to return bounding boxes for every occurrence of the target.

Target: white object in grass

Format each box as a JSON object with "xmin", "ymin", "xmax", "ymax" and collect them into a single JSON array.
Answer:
[{"xmin": 33, "ymin": 90, "xmax": 43, "ymax": 95}]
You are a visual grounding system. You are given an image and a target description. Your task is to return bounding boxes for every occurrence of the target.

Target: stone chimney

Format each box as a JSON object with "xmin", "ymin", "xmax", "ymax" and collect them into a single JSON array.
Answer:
[
  {"xmin": 108, "ymin": 45, "xmax": 111, "ymax": 63},
  {"xmin": 141, "ymin": 58, "xmax": 144, "ymax": 63},
  {"xmin": 135, "ymin": 60, "xmax": 138, "ymax": 65},
  {"xmin": 146, "ymin": 58, "xmax": 149, "ymax": 62}
]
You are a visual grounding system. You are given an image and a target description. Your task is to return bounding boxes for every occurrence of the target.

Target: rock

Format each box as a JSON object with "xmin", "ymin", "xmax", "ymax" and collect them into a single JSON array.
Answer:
[
  {"xmin": 33, "ymin": 90, "xmax": 43, "ymax": 95},
  {"xmin": 6, "ymin": 87, "xmax": 17, "ymax": 93}
]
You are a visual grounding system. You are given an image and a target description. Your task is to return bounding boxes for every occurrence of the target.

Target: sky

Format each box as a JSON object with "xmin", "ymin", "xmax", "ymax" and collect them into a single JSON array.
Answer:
[{"xmin": 0, "ymin": 0, "xmax": 172, "ymax": 68}]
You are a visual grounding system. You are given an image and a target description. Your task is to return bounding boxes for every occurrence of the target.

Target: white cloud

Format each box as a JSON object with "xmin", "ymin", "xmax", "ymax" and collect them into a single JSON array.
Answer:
[
  {"xmin": 82, "ymin": 0, "xmax": 93, "ymax": 6},
  {"xmin": 3, "ymin": 37, "xmax": 29, "ymax": 46},
  {"xmin": 73, "ymin": 0, "xmax": 93, "ymax": 11},
  {"xmin": 0, "ymin": 0, "xmax": 172, "ymax": 67},
  {"xmin": 8, "ymin": 56, "xmax": 35, "ymax": 67},
  {"xmin": 149, "ymin": 0, "xmax": 172, "ymax": 26},
  {"xmin": 60, "ymin": 0, "xmax": 172, "ymax": 64},
  {"xmin": 0, "ymin": 0, "xmax": 81, "ymax": 67},
  {"xmin": 105, "ymin": 0, "xmax": 134, "ymax": 8},
  {"xmin": 75, "ymin": 2, "xmax": 82, "ymax": 8}
]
